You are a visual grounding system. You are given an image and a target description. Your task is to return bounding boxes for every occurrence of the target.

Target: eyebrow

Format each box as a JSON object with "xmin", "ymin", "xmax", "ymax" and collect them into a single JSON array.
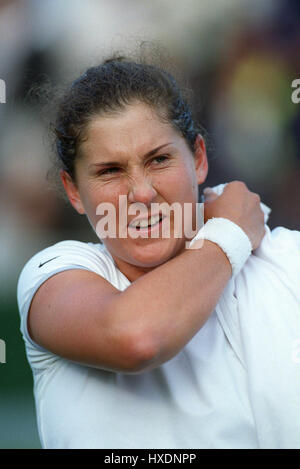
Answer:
[{"xmin": 88, "ymin": 142, "xmax": 173, "ymax": 169}]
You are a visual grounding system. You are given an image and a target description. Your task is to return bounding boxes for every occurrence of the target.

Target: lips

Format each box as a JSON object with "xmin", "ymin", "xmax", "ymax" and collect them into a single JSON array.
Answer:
[{"xmin": 128, "ymin": 213, "xmax": 164, "ymax": 229}]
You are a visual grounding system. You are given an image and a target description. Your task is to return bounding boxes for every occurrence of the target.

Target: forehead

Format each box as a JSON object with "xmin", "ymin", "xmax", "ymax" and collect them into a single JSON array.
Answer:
[{"xmin": 80, "ymin": 102, "xmax": 181, "ymax": 160}]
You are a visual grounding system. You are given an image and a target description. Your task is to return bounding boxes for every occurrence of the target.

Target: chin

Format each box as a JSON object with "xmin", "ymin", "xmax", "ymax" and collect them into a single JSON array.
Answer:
[{"xmin": 125, "ymin": 238, "xmax": 183, "ymax": 268}]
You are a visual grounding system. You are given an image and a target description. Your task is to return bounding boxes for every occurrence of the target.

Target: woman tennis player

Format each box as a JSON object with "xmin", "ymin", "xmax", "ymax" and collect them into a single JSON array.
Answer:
[{"xmin": 17, "ymin": 54, "xmax": 300, "ymax": 449}]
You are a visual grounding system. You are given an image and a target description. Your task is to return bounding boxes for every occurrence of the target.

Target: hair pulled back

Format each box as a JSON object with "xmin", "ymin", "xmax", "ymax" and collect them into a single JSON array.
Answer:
[{"xmin": 52, "ymin": 52, "xmax": 202, "ymax": 181}]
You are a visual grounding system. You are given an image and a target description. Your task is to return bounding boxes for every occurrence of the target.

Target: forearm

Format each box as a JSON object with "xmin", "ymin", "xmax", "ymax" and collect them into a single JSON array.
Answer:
[{"xmin": 110, "ymin": 240, "xmax": 232, "ymax": 369}]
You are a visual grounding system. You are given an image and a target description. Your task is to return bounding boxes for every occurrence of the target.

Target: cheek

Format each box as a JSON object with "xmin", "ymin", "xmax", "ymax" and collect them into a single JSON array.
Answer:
[
  {"xmin": 182, "ymin": 160, "xmax": 199, "ymax": 197},
  {"xmin": 158, "ymin": 165, "xmax": 196, "ymax": 200},
  {"xmin": 85, "ymin": 189, "xmax": 101, "ymax": 213},
  {"xmin": 79, "ymin": 185, "xmax": 106, "ymax": 227},
  {"xmin": 83, "ymin": 183, "xmax": 125, "ymax": 231}
]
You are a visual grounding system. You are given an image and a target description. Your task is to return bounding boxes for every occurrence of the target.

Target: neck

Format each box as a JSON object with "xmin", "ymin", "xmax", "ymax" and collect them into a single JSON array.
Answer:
[{"xmin": 111, "ymin": 255, "xmax": 158, "ymax": 282}]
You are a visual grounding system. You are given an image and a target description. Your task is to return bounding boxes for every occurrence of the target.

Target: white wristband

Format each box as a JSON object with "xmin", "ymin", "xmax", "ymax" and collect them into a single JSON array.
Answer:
[{"xmin": 188, "ymin": 217, "xmax": 252, "ymax": 277}]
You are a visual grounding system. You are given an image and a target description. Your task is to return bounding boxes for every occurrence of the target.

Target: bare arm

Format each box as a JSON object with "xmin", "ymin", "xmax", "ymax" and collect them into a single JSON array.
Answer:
[
  {"xmin": 107, "ymin": 239, "xmax": 232, "ymax": 371},
  {"xmin": 28, "ymin": 181, "xmax": 265, "ymax": 374}
]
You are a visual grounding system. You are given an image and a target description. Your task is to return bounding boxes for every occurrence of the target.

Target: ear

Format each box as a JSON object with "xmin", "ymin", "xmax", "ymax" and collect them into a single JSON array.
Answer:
[
  {"xmin": 193, "ymin": 134, "xmax": 208, "ymax": 185},
  {"xmin": 60, "ymin": 170, "xmax": 85, "ymax": 215}
]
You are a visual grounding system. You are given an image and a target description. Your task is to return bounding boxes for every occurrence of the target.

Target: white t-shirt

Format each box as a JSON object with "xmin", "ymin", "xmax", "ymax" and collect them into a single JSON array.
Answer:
[{"xmin": 17, "ymin": 226, "xmax": 300, "ymax": 449}]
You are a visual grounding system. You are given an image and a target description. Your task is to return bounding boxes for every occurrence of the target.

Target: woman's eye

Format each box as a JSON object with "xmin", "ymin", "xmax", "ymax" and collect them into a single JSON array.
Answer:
[
  {"xmin": 152, "ymin": 155, "xmax": 169, "ymax": 165},
  {"xmin": 99, "ymin": 167, "xmax": 120, "ymax": 176}
]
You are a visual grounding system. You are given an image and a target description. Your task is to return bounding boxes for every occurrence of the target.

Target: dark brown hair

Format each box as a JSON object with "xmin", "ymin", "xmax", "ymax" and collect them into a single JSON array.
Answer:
[{"xmin": 50, "ymin": 50, "xmax": 203, "ymax": 182}]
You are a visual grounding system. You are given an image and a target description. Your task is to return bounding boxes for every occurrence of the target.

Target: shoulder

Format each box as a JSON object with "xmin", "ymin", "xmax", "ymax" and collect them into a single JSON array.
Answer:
[
  {"xmin": 266, "ymin": 225, "xmax": 300, "ymax": 249},
  {"xmin": 19, "ymin": 239, "xmax": 111, "ymax": 270},
  {"xmin": 17, "ymin": 240, "xmax": 120, "ymax": 348},
  {"xmin": 18, "ymin": 239, "xmax": 114, "ymax": 287},
  {"xmin": 239, "ymin": 225, "xmax": 300, "ymax": 290},
  {"xmin": 253, "ymin": 225, "xmax": 300, "ymax": 263},
  {"xmin": 17, "ymin": 239, "xmax": 118, "ymax": 297}
]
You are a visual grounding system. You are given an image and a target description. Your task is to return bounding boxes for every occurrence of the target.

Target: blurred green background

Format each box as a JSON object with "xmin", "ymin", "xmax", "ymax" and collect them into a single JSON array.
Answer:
[
  {"xmin": 1, "ymin": 0, "xmax": 300, "ymax": 448},
  {"xmin": 1, "ymin": 292, "xmax": 41, "ymax": 448}
]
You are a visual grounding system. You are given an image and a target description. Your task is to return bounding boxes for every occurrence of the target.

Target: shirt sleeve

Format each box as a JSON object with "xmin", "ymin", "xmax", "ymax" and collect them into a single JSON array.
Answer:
[
  {"xmin": 17, "ymin": 240, "xmax": 112, "ymax": 352},
  {"xmin": 252, "ymin": 225, "xmax": 300, "ymax": 290},
  {"xmin": 231, "ymin": 226, "xmax": 300, "ymax": 448},
  {"xmin": 215, "ymin": 225, "xmax": 300, "ymax": 370}
]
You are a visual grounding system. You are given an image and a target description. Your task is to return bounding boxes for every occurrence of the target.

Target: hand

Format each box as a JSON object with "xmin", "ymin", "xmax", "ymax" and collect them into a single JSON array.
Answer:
[{"xmin": 203, "ymin": 181, "xmax": 265, "ymax": 250}]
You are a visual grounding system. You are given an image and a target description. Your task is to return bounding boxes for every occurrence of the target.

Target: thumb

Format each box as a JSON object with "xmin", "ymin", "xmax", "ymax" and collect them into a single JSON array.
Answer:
[{"xmin": 202, "ymin": 188, "xmax": 219, "ymax": 202}]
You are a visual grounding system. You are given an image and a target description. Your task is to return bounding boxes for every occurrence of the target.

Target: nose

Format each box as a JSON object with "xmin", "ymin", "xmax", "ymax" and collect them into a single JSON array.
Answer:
[{"xmin": 128, "ymin": 174, "xmax": 158, "ymax": 206}]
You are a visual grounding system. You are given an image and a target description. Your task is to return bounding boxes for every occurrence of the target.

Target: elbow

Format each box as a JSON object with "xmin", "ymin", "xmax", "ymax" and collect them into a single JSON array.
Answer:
[{"xmin": 121, "ymin": 329, "xmax": 161, "ymax": 374}]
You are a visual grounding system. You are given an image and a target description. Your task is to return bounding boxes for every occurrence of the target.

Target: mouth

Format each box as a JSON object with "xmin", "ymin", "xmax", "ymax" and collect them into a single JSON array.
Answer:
[{"xmin": 128, "ymin": 214, "xmax": 165, "ymax": 235}]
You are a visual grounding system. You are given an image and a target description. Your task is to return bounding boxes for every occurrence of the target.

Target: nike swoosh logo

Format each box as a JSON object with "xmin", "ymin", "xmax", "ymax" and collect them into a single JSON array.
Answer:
[{"xmin": 38, "ymin": 256, "xmax": 60, "ymax": 268}]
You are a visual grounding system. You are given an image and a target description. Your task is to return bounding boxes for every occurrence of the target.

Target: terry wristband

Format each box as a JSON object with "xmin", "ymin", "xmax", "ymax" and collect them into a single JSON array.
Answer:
[{"xmin": 188, "ymin": 217, "xmax": 252, "ymax": 277}]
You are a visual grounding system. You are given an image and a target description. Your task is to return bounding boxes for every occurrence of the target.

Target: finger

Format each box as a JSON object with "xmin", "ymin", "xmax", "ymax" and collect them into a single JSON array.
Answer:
[{"xmin": 203, "ymin": 191, "xmax": 219, "ymax": 202}]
